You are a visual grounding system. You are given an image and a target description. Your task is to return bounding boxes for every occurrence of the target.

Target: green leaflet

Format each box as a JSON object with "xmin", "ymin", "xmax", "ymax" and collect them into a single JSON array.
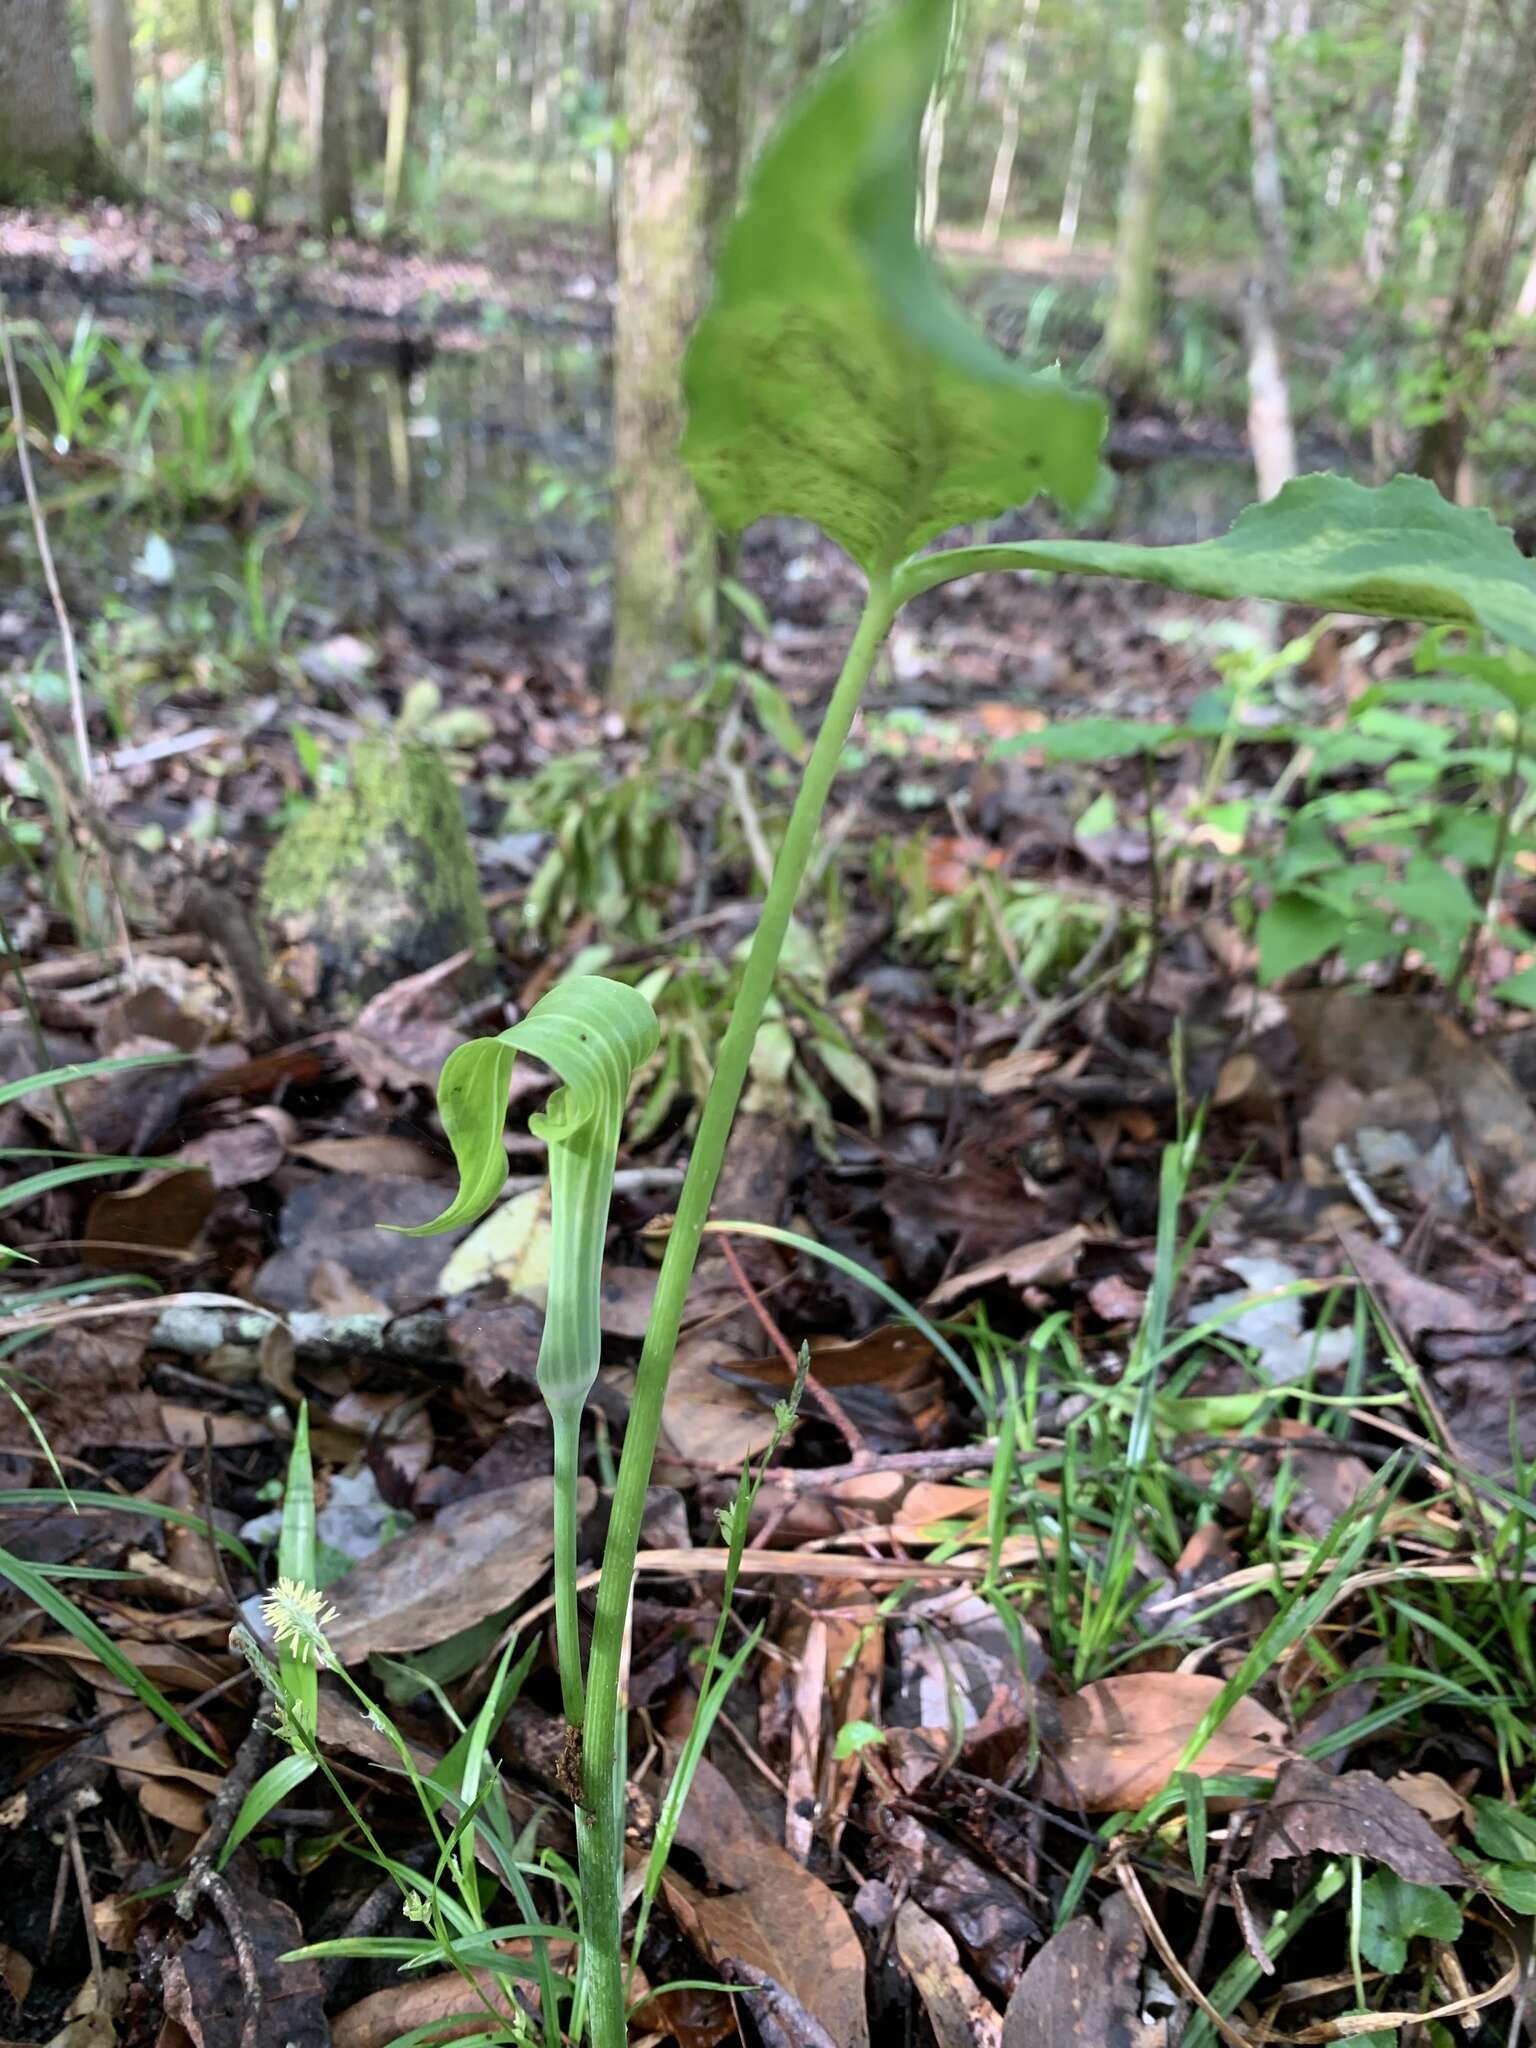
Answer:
[
  {"xmin": 680, "ymin": 0, "xmax": 1106, "ymax": 575},
  {"xmin": 392, "ymin": 976, "xmax": 659, "ymax": 1411},
  {"xmin": 895, "ymin": 473, "xmax": 1536, "ymax": 701}
]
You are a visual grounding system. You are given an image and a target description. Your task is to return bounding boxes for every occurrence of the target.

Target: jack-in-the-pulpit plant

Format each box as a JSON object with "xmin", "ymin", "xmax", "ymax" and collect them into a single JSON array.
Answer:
[
  {"xmin": 391, "ymin": 974, "xmax": 659, "ymax": 1733},
  {"xmin": 379, "ymin": 1, "xmax": 1536, "ymax": 2038}
]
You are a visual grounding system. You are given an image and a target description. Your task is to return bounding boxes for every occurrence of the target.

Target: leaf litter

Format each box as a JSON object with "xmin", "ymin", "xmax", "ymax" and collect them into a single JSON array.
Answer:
[{"xmin": 11, "ymin": 127, "xmax": 1536, "ymax": 2048}]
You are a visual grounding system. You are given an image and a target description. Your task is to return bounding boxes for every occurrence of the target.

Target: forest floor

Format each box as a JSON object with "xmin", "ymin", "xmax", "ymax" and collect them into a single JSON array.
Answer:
[{"xmin": 4, "ymin": 197, "xmax": 1536, "ymax": 2048}]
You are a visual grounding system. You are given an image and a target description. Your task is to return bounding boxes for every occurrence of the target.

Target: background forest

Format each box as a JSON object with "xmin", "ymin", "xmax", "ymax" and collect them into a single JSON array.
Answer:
[{"xmin": 13, "ymin": 4, "xmax": 1536, "ymax": 2048}]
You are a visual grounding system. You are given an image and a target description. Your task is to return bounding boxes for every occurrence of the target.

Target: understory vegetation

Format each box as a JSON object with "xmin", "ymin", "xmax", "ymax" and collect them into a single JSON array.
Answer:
[{"xmin": 11, "ymin": 0, "xmax": 1536, "ymax": 2046}]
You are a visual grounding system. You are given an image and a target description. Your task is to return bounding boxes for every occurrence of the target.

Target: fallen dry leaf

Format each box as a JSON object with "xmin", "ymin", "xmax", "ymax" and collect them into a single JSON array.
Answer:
[
  {"xmin": 1001, "ymin": 1895, "xmax": 1154, "ymax": 2048},
  {"xmin": 665, "ymin": 1758, "xmax": 869, "ymax": 2048},
  {"xmin": 926, "ymin": 1226, "xmax": 1089, "ymax": 1308},
  {"xmin": 1388, "ymin": 1769, "xmax": 1474, "ymax": 1830},
  {"xmin": 290, "ymin": 1134, "xmax": 445, "ymax": 1178},
  {"xmin": 84, "ymin": 1163, "xmax": 218, "ymax": 1264},
  {"xmin": 0, "ymin": 1322, "xmax": 159, "ymax": 1455},
  {"xmin": 95, "ymin": 1697, "xmax": 219, "ymax": 1833},
  {"xmin": 895, "ymin": 1899, "xmax": 1004, "ymax": 2048},
  {"xmin": 879, "ymin": 1811, "xmax": 1039, "ymax": 1997},
  {"xmin": 162, "ymin": 1886, "xmax": 325, "ymax": 2048},
  {"xmin": 1244, "ymin": 1758, "xmax": 1468, "ymax": 1885},
  {"xmin": 326, "ymin": 1479, "xmax": 591, "ymax": 1658},
  {"xmin": 659, "ymin": 1336, "xmax": 780, "ymax": 1467},
  {"xmin": 333, "ymin": 1954, "xmax": 572, "ymax": 2048},
  {"xmin": 1039, "ymin": 1672, "xmax": 1292, "ymax": 1812}
]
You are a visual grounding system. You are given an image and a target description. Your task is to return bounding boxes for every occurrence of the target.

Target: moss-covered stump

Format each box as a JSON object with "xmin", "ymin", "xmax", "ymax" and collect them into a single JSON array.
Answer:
[{"xmin": 261, "ymin": 737, "xmax": 489, "ymax": 1012}]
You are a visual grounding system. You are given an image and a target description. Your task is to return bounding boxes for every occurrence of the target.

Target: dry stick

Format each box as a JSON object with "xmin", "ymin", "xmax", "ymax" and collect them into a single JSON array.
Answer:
[
  {"xmin": 0, "ymin": 297, "xmax": 94, "ymax": 788},
  {"xmin": 1113, "ymin": 1853, "xmax": 1256, "ymax": 2048},
  {"xmin": 716, "ymin": 1231, "xmax": 868, "ymax": 1459},
  {"xmin": 61, "ymin": 1792, "xmax": 109, "ymax": 2010}
]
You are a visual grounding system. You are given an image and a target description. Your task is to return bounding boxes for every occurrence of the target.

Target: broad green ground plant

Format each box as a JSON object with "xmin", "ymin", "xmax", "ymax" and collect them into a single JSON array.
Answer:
[{"xmin": 363, "ymin": 2, "xmax": 1536, "ymax": 2036}]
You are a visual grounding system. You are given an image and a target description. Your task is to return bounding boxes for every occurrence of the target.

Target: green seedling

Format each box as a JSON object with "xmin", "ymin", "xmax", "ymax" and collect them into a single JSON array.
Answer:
[{"xmin": 383, "ymin": 3, "xmax": 1536, "ymax": 2033}]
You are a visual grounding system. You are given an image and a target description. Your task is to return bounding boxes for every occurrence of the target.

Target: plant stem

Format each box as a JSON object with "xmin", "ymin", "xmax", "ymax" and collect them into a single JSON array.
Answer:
[
  {"xmin": 576, "ymin": 575, "xmax": 896, "ymax": 2046},
  {"xmin": 551, "ymin": 1402, "xmax": 586, "ymax": 1725}
]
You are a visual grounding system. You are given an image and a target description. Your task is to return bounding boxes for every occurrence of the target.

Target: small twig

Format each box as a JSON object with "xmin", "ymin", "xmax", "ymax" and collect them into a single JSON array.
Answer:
[
  {"xmin": 200, "ymin": 1418, "xmax": 244, "ymax": 1619},
  {"xmin": 176, "ymin": 1864, "xmax": 264, "ymax": 2048},
  {"xmin": 178, "ymin": 1719, "xmax": 273, "ymax": 1905},
  {"xmin": 61, "ymin": 1792, "xmax": 108, "ymax": 2011},
  {"xmin": 0, "ymin": 295, "xmax": 93, "ymax": 787},
  {"xmin": 718, "ymin": 1232, "xmax": 868, "ymax": 1459},
  {"xmin": 1141, "ymin": 748, "xmax": 1163, "ymax": 999},
  {"xmin": 1113, "ymin": 1851, "xmax": 1255, "ymax": 2048}
]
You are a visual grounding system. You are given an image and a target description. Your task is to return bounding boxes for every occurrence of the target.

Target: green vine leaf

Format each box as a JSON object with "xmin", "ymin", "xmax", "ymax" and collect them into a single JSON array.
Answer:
[
  {"xmin": 680, "ymin": 0, "xmax": 1107, "ymax": 575},
  {"xmin": 897, "ymin": 473, "xmax": 1536, "ymax": 700}
]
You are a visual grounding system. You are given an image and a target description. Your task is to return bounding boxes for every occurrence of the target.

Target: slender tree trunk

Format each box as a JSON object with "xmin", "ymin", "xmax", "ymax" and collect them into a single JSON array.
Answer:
[
  {"xmin": 318, "ymin": 0, "xmax": 354, "ymax": 232},
  {"xmin": 1516, "ymin": 237, "xmax": 1536, "ymax": 321},
  {"xmin": 1415, "ymin": 16, "xmax": 1536, "ymax": 498},
  {"xmin": 219, "ymin": 0, "xmax": 249, "ymax": 154},
  {"xmin": 0, "ymin": 0, "xmax": 104, "ymax": 198},
  {"xmin": 250, "ymin": 0, "xmax": 276, "ymax": 155},
  {"xmin": 1057, "ymin": 77, "xmax": 1097, "ymax": 246},
  {"xmin": 980, "ymin": 0, "xmax": 1041, "ymax": 247},
  {"xmin": 353, "ymin": 0, "xmax": 384, "ymax": 160},
  {"xmin": 1103, "ymin": 0, "xmax": 1184, "ymax": 396},
  {"xmin": 88, "ymin": 0, "xmax": 135, "ymax": 148},
  {"xmin": 1361, "ymin": 0, "xmax": 1427, "ymax": 290},
  {"xmin": 252, "ymin": 0, "xmax": 305, "ymax": 223},
  {"xmin": 382, "ymin": 0, "xmax": 422, "ymax": 216},
  {"xmin": 1244, "ymin": 0, "xmax": 1295, "ymax": 499},
  {"xmin": 612, "ymin": 0, "xmax": 745, "ymax": 704},
  {"xmin": 1415, "ymin": 0, "xmax": 1484, "ymax": 289},
  {"xmin": 920, "ymin": 83, "xmax": 947, "ymax": 242}
]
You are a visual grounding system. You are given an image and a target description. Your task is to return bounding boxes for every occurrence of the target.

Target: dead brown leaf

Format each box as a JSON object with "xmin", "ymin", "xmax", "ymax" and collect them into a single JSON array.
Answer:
[
  {"xmin": 895, "ymin": 1899, "xmax": 1004, "ymax": 2048},
  {"xmin": 1388, "ymin": 1770, "xmax": 1473, "ymax": 1830},
  {"xmin": 665, "ymin": 1758, "xmax": 869, "ymax": 2048},
  {"xmin": 1000, "ymin": 1895, "xmax": 1154, "ymax": 2048},
  {"xmin": 1341, "ymin": 1231, "xmax": 1522, "ymax": 1346},
  {"xmin": 84, "ymin": 1166, "xmax": 219, "ymax": 1264},
  {"xmin": 926, "ymin": 1226, "xmax": 1089, "ymax": 1308},
  {"xmin": 95, "ymin": 1698, "xmax": 214, "ymax": 1833},
  {"xmin": 333, "ymin": 1952, "xmax": 572, "ymax": 2048},
  {"xmin": 325, "ymin": 1479, "xmax": 592, "ymax": 1658},
  {"xmin": 879, "ymin": 1811, "xmax": 1039, "ymax": 1999},
  {"xmin": 161, "ymin": 1885, "xmax": 326, "ymax": 2048},
  {"xmin": 289, "ymin": 1134, "xmax": 445, "ymax": 1178},
  {"xmin": 1244, "ymin": 1758, "xmax": 1469, "ymax": 1885},
  {"xmin": 0, "ymin": 1322, "xmax": 159, "ymax": 1455},
  {"xmin": 175, "ymin": 1120, "xmax": 287, "ymax": 1189},
  {"xmin": 659, "ymin": 1336, "xmax": 779, "ymax": 1467},
  {"xmin": 1038, "ymin": 1673, "xmax": 1292, "ymax": 1812}
]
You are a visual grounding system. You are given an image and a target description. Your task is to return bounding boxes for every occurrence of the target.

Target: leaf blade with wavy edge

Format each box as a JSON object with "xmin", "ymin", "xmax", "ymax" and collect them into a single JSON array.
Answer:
[
  {"xmin": 894, "ymin": 473, "xmax": 1536, "ymax": 704},
  {"xmin": 680, "ymin": 0, "xmax": 1107, "ymax": 574}
]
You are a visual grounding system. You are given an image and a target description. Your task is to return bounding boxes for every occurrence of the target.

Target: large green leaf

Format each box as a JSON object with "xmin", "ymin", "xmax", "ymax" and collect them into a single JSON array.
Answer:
[
  {"xmin": 895, "ymin": 474, "xmax": 1536, "ymax": 696},
  {"xmin": 680, "ymin": 0, "xmax": 1106, "ymax": 575}
]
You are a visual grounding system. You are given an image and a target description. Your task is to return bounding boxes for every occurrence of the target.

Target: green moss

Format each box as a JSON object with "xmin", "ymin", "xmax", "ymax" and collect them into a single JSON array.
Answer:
[
  {"xmin": 0, "ymin": 140, "xmax": 132, "ymax": 206},
  {"xmin": 262, "ymin": 736, "xmax": 489, "ymax": 1009}
]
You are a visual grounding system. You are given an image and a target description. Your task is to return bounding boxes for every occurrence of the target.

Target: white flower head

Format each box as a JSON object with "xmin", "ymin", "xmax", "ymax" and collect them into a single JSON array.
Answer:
[{"xmin": 261, "ymin": 1576, "xmax": 339, "ymax": 1667}]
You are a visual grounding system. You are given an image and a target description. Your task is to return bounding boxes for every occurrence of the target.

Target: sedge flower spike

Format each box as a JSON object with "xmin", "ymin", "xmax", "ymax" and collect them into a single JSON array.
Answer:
[{"xmin": 262, "ymin": 1577, "xmax": 338, "ymax": 1666}]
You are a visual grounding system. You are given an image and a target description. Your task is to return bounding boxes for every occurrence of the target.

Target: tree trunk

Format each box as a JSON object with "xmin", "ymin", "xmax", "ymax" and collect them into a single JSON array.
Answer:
[
  {"xmin": 0, "ymin": 0, "xmax": 104, "ymax": 198},
  {"xmin": 353, "ymin": 0, "xmax": 385, "ymax": 160},
  {"xmin": 252, "ymin": 0, "xmax": 305, "ymax": 223},
  {"xmin": 318, "ymin": 0, "xmax": 354, "ymax": 232},
  {"xmin": 1361, "ymin": 0, "xmax": 1427, "ymax": 290},
  {"xmin": 611, "ymin": 0, "xmax": 744, "ymax": 704},
  {"xmin": 219, "ymin": 0, "xmax": 248, "ymax": 153},
  {"xmin": 1415, "ymin": 0, "xmax": 1484, "ymax": 289},
  {"xmin": 1244, "ymin": 0, "xmax": 1295, "ymax": 499},
  {"xmin": 1415, "ymin": 44, "xmax": 1536, "ymax": 498},
  {"xmin": 1103, "ymin": 0, "xmax": 1184, "ymax": 396},
  {"xmin": 979, "ymin": 0, "xmax": 1040, "ymax": 248},
  {"xmin": 1057, "ymin": 77, "xmax": 1097, "ymax": 247},
  {"xmin": 88, "ymin": 0, "xmax": 135, "ymax": 148},
  {"xmin": 382, "ymin": 0, "xmax": 422, "ymax": 216}
]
